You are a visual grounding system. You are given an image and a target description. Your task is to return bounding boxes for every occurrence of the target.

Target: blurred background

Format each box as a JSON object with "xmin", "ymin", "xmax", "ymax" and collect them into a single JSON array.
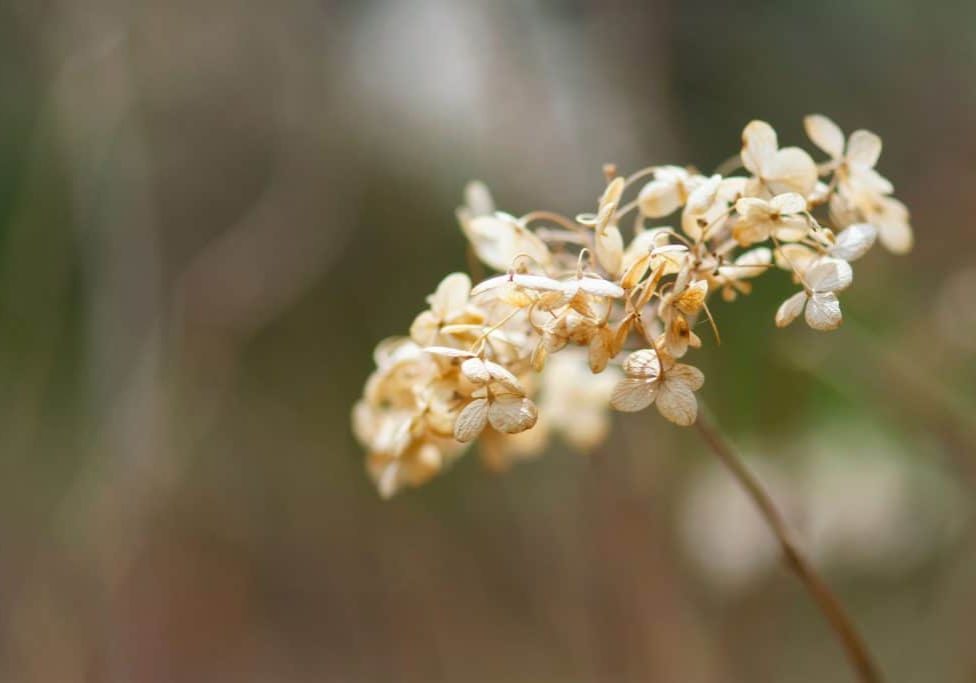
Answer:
[{"xmin": 0, "ymin": 0, "xmax": 974, "ymax": 681}]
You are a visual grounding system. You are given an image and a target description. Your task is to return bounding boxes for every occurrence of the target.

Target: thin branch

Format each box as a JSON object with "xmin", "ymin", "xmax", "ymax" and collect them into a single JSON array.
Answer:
[{"xmin": 694, "ymin": 408, "xmax": 884, "ymax": 683}]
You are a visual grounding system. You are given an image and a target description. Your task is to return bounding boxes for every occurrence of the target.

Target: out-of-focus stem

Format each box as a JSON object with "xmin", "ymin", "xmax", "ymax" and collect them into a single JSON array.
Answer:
[{"xmin": 694, "ymin": 408, "xmax": 884, "ymax": 683}]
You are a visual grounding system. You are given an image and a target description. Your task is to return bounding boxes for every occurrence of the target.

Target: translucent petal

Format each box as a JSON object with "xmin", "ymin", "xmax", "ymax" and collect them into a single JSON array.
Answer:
[
  {"xmin": 830, "ymin": 223, "xmax": 877, "ymax": 261},
  {"xmin": 766, "ymin": 147, "xmax": 818, "ymax": 196},
  {"xmin": 775, "ymin": 244, "xmax": 818, "ymax": 273},
  {"xmin": 656, "ymin": 380, "xmax": 698, "ymax": 426},
  {"xmin": 424, "ymin": 346, "xmax": 476, "ymax": 358},
  {"xmin": 805, "ymin": 292, "xmax": 843, "ymax": 331},
  {"xmin": 464, "ymin": 181, "xmax": 495, "ymax": 217},
  {"xmin": 720, "ymin": 247, "xmax": 772, "ymax": 280},
  {"xmin": 409, "ymin": 311, "xmax": 440, "ymax": 345},
  {"xmin": 623, "ymin": 348, "xmax": 661, "ymax": 379},
  {"xmin": 454, "ymin": 398, "xmax": 489, "ymax": 442},
  {"xmin": 595, "ymin": 224, "xmax": 624, "ymax": 276},
  {"xmin": 429, "ymin": 272, "xmax": 471, "ymax": 319},
  {"xmin": 879, "ymin": 218, "xmax": 913, "ymax": 255},
  {"xmin": 770, "ymin": 192, "xmax": 807, "ymax": 215},
  {"xmin": 806, "ymin": 257, "xmax": 853, "ymax": 293},
  {"xmin": 487, "ymin": 396, "xmax": 538, "ymax": 434},
  {"xmin": 741, "ymin": 120, "xmax": 778, "ymax": 175},
  {"xmin": 846, "ymin": 129, "xmax": 882, "ymax": 169},
  {"xmin": 668, "ymin": 363, "xmax": 705, "ymax": 391},
  {"xmin": 610, "ymin": 378, "xmax": 657, "ymax": 412},
  {"xmin": 804, "ymin": 114, "xmax": 845, "ymax": 159},
  {"xmin": 577, "ymin": 277, "xmax": 625, "ymax": 299},
  {"xmin": 485, "ymin": 360, "xmax": 523, "ymax": 394},
  {"xmin": 775, "ymin": 291, "xmax": 808, "ymax": 327},
  {"xmin": 460, "ymin": 357, "xmax": 490, "ymax": 384},
  {"xmin": 675, "ymin": 280, "xmax": 708, "ymax": 315},
  {"xmin": 638, "ymin": 178, "xmax": 682, "ymax": 217}
]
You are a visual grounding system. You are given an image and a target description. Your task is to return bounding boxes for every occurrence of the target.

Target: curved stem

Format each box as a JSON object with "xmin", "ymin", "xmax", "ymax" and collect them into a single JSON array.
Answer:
[{"xmin": 694, "ymin": 408, "xmax": 884, "ymax": 683}]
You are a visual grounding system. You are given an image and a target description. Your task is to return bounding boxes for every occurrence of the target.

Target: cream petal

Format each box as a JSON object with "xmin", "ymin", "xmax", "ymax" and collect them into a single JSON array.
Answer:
[
  {"xmin": 668, "ymin": 363, "xmax": 705, "ymax": 391},
  {"xmin": 770, "ymin": 192, "xmax": 807, "ymax": 214},
  {"xmin": 806, "ymin": 257, "xmax": 853, "ymax": 293},
  {"xmin": 623, "ymin": 348, "xmax": 661, "ymax": 379},
  {"xmin": 775, "ymin": 291, "xmax": 808, "ymax": 327},
  {"xmin": 430, "ymin": 272, "xmax": 471, "ymax": 319},
  {"xmin": 846, "ymin": 129, "xmax": 882, "ymax": 169},
  {"xmin": 805, "ymin": 292, "xmax": 843, "ymax": 330},
  {"xmin": 719, "ymin": 247, "xmax": 772, "ymax": 280},
  {"xmin": 879, "ymin": 218, "xmax": 913, "ymax": 255},
  {"xmin": 485, "ymin": 360, "xmax": 524, "ymax": 394},
  {"xmin": 454, "ymin": 398, "xmax": 489, "ymax": 442},
  {"xmin": 804, "ymin": 114, "xmax": 845, "ymax": 159},
  {"xmin": 638, "ymin": 178, "xmax": 683, "ymax": 217},
  {"xmin": 463, "ymin": 180, "xmax": 495, "ymax": 217},
  {"xmin": 766, "ymin": 147, "xmax": 818, "ymax": 196},
  {"xmin": 595, "ymin": 225, "xmax": 624, "ymax": 277},
  {"xmin": 830, "ymin": 223, "xmax": 877, "ymax": 261},
  {"xmin": 741, "ymin": 120, "xmax": 778, "ymax": 176},
  {"xmin": 487, "ymin": 396, "xmax": 538, "ymax": 434},
  {"xmin": 656, "ymin": 379, "xmax": 698, "ymax": 426},
  {"xmin": 610, "ymin": 378, "xmax": 658, "ymax": 412},
  {"xmin": 460, "ymin": 357, "xmax": 490, "ymax": 384}
]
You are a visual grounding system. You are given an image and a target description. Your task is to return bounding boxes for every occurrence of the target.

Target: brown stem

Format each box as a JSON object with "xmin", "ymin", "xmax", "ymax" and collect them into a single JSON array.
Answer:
[{"xmin": 694, "ymin": 408, "xmax": 884, "ymax": 683}]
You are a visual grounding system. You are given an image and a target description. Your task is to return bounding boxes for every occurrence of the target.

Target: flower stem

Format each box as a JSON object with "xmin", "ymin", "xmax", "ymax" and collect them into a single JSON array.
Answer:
[{"xmin": 694, "ymin": 408, "xmax": 883, "ymax": 683}]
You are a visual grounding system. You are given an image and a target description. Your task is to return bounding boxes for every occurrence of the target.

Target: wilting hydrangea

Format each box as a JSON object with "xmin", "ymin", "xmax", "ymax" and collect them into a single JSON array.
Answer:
[{"xmin": 353, "ymin": 115, "xmax": 913, "ymax": 497}]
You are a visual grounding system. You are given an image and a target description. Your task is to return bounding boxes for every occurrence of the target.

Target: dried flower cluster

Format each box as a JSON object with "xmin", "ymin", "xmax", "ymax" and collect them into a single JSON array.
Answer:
[{"xmin": 353, "ymin": 116, "xmax": 913, "ymax": 498}]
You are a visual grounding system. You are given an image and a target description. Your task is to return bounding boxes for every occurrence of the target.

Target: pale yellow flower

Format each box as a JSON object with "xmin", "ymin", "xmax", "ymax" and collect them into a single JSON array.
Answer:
[
  {"xmin": 741, "ymin": 120, "xmax": 818, "ymax": 197},
  {"xmin": 775, "ymin": 257, "xmax": 853, "ymax": 331},
  {"xmin": 610, "ymin": 348, "xmax": 704, "ymax": 426}
]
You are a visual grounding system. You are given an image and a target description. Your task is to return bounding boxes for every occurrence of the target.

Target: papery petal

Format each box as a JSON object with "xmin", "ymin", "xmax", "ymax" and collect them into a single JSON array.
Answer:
[
  {"xmin": 741, "ymin": 120, "xmax": 778, "ymax": 175},
  {"xmin": 804, "ymin": 114, "xmax": 845, "ymax": 159},
  {"xmin": 610, "ymin": 378, "xmax": 657, "ymax": 412},
  {"xmin": 460, "ymin": 357, "xmax": 490, "ymax": 384},
  {"xmin": 775, "ymin": 291, "xmax": 808, "ymax": 327},
  {"xmin": 806, "ymin": 257, "xmax": 853, "ymax": 293},
  {"xmin": 656, "ymin": 380, "xmax": 698, "ymax": 426},
  {"xmin": 623, "ymin": 348, "xmax": 661, "ymax": 379},
  {"xmin": 638, "ymin": 179, "xmax": 683, "ymax": 217},
  {"xmin": 775, "ymin": 244, "xmax": 819, "ymax": 273},
  {"xmin": 595, "ymin": 224, "xmax": 624, "ymax": 276},
  {"xmin": 487, "ymin": 396, "xmax": 538, "ymax": 434},
  {"xmin": 454, "ymin": 398, "xmax": 489, "ymax": 442},
  {"xmin": 770, "ymin": 192, "xmax": 807, "ymax": 214},
  {"xmin": 485, "ymin": 360, "xmax": 523, "ymax": 394},
  {"xmin": 830, "ymin": 223, "xmax": 877, "ymax": 261},
  {"xmin": 846, "ymin": 130, "xmax": 882, "ymax": 169},
  {"xmin": 766, "ymin": 147, "xmax": 818, "ymax": 196},
  {"xmin": 720, "ymin": 247, "xmax": 772, "ymax": 280},
  {"xmin": 805, "ymin": 292, "xmax": 843, "ymax": 330},
  {"xmin": 879, "ymin": 219, "xmax": 913, "ymax": 255},
  {"xmin": 668, "ymin": 363, "xmax": 705, "ymax": 391},
  {"xmin": 430, "ymin": 272, "xmax": 472, "ymax": 319},
  {"xmin": 464, "ymin": 181, "xmax": 495, "ymax": 217},
  {"xmin": 409, "ymin": 311, "xmax": 441, "ymax": 345}
]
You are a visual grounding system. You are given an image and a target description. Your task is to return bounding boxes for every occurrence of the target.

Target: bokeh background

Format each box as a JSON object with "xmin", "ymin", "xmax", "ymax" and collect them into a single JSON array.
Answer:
[{"xmin": 0, "ymin": 1, "xmax": 974, "ymax": 681}]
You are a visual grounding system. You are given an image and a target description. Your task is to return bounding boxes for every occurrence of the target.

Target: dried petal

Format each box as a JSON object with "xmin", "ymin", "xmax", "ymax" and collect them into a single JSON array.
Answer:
[
  {"xmin": 487, "ymin": 396, "xmax": 538, "ymax": 434},
  {"xmin": 830, "ymin": 223, "xmax": 877, "ymax": 261},
  {"xmin": 454, "ymin": 398, "xmax": 489, "ymax": 442},
  {"xmin": 804, "ymin": 114, "xmax": 845, "ymax": 159},
  {"xmin": 623, "ymin": 348, "xmax": 661, "ymax": 379},
  {"xmin": 846, "ymin": 130, "xmax": 882, "ymax": 169},
  {"xmin": 805, "ymin": 292, "xmax": 843, "ymax": 330},
  {"xmin": 741, "ymin": 120, "xmax": 778, "ymax": 176},
  {"xmin": 610, "ymin": 378, "xmax": 657, "ymax": 412},
  {"xmin": 656, "ymin": 380, "xmax": 698, "ymax": 426},
  {"xmin": 667, "ymin": 363, "xmax": 705, "ymax": 391},
  {"xmin": 806, "ymin": 257, "xmax": 853, "ymax": 293},
  {"xmin": 775, "ymin": 291, "xmax": 808, "ymax": 327},
  {"xmin": 595, "ymin": 224, "xmax": 624, "ymax": 276},
  {"xmin": 460, "ymin": 357, "xmax": 491, "ymax": 384}
]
